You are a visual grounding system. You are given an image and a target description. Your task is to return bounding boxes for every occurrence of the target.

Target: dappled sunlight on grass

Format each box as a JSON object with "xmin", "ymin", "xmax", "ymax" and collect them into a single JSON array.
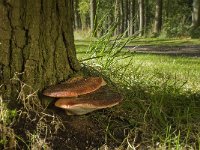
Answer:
[{"xmin": 76, "ymin": 39, "xmax": 200, "ymax": 149}]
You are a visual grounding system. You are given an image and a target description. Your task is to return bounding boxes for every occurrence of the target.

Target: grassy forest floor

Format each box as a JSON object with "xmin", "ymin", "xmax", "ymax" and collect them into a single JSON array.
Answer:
[{"xmin": 1, "ymin": 38, "xmax": 200, "ymax": 149}]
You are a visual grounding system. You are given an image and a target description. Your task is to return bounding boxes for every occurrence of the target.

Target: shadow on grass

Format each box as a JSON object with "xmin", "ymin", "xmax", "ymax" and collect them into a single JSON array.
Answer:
[{"xmin": 74, "ymin": 64, "xmax": 200, "ymax": 149}]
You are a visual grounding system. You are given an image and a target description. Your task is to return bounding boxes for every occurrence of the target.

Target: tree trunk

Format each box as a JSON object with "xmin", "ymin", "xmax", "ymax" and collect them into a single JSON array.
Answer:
[
  {"xmin": 120, "ymin": 1, "xmax": 125, "ymax": 34},
  {"xmin": 90, "ymin": 0, "xmax": 97, "ymax": 36},
  {"xmin": 192, "ymin": 0, "xmax": 200, "ymax": 27},
  {"xmin": 74, "ymin": 0, "xmax": 82, "ymax": 29},
  {"xmin": 138, "ymin": 0, "xmax": 144, "ymax": 36},
  {"xmin": 165, "ymin": 0, "xmax": 170, "ymax": 18},
  {"xmin": 153, "ymin": 0, "xmax": 163, "ymax": 36},
  {"xmin": 129, "ymin": 0, "xmax": 135, "ymax": 35},
  {"xmin": 124, "ymin": 0, "xmax": 129, "ymax": 36},
  {"xmin": 144, "ymin": 0, "xmax": 149, "ymax": 35},
  {"xmin": 114, "ymin": 0, "xmax": 121, "ymax": 35},
  {"xmin": 0, "ymin": 0, "xmax": 80, "ymax": 99}
]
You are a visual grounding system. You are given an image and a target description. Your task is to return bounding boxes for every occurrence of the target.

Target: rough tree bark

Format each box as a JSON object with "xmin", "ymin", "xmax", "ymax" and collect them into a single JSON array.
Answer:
[
  {"xmin": 192, "ymin": 0, "xmax": 200, "ymax": 27},
  {"xmin": 0, "ymin": 0, "xmax": 80, "ymax": 99},
  {"xmin": 153, "ymin": 0, "xmax": 163, "ymax": 36}
]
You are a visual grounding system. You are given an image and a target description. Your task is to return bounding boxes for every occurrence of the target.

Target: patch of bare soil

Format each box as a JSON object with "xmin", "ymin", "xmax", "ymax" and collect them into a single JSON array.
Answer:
[
  {"xmin": 125, "ymin": 45, "xmax": 200, "ymax": 57},
  {"xmin": 11, "ymin": 105, "xmax": 128, "ymax": 150},
  {"xmin": 12, "ymin": 108, "xmax": 103, "ymax": 149},
  {"xmin": 49, "ymin": 108, "xmax": 105, "ymax": 150}
]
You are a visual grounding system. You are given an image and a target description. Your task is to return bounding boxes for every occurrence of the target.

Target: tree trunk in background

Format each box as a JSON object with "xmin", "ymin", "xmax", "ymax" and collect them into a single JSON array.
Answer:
[
  {"xmin": 120, "ymin": 1, "xmax": 126, "ymax": 33},
  {"xmin": 129, "ymin": 0, "xmax": 136, "ymax": 35},
  {"xmin": 165, "ymin": 0, "xmax": 170, "ymax": 18},
  {"xmin": 124, "ymin": 0, "xmax": 129, "ymax": 36},
  {"xmin": 121, "ymin": 0, "xmax": 129, "ymax": 35},
  {"xmin": 144, "ymin": 0, "xmax": 149, "ymax": 35},
  {"xmin": 153, "ymin": 0, "xmax": 163, "ymax": 36},
  {"xmin": 81, "ymin": 15, "xmax": 87, "ymax": 30},
  {"xmin": 192, "ymin": 0, "xmax": 200, "ymax": 27},
  {"xmin": 86, "ymin": 14, "xmax": 90, "ymax": 29},
  {"xmin": 134, "ymin": 1, "xmax": 139, "ymax": 33},
  {"xmin": 74, "ymin": 0, "xmax": 82, "ymax": 29},
  {"xmin": 0, "ymin": 0, "xmax": 80, "ymax": 99},
  {"xmin": 90, "ymin": 0, "xmax": 97, "ymax": 36},
  {"xmin": 114, "ymin": 0, "xmax": 121, "ymax": 35},
  {"xmin": 138, "ymin": 0, "xmax": 144, "ymax": 36}
]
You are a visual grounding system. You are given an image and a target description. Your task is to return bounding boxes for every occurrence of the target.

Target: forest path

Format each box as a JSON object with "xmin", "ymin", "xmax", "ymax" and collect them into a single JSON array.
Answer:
[{"xmin": 125, "ymin": 45, "xmax": 200, "ymax": 57}]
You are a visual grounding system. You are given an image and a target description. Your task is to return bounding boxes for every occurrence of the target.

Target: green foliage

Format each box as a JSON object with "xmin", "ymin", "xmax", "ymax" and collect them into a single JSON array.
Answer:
[
  {"xmin": 0, "ymin": 97, "xmax": 17, "ymax": 125},
  {"xmin": 96, "ymin": 0, "xmax": 114, "ymax": 19},
  {"xmin": 74, "ymin": 0, "xmax": 199, "ymax": 38},
  {"xmin": 189, "ymin": 26, "xmax": 200, "ymax": 38},
  {"xmin": 162, "ymin": 18, "xmax": 190, "ymax": 38},
  {"xmin": 161, "ymin": 0, "xmax": 192, "ymax": 38},
  {"xmin": 78, "ymin": 0, "xmax": 90, "ymax": 29},
  {"xmin": 78, "ymin": 0, "xmax": 90, "ymax": 15},
  {"xmin": 81, "ymin": 24, "xmax": 133, "ymax": 70},
  {"xmin": 0, "ymin": 96, "xmax": 17, "ymax": 149}
]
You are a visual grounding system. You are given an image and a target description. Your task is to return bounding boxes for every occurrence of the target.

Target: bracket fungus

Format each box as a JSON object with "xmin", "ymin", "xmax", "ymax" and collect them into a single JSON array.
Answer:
[
  {"xmin": 43, "ymin": 77, "xmax": 106, "ymax": 97},
  {"xmin": 55, "ymin": 86, "xmax": 122, "ymax": 115},
  {"xmin": 43, "ymin": 76, "xmax": 122, "ymax": 115}
]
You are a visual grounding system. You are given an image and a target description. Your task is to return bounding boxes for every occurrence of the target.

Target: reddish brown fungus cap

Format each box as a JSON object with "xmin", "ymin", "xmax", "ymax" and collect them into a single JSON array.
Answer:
[
  {"xmin": 43, "ymin": 77, "xmax": 106, "ymax": 98},
  {"xmin": 55, "ymin": 86, "xmax": 123, "ymax": 115}
]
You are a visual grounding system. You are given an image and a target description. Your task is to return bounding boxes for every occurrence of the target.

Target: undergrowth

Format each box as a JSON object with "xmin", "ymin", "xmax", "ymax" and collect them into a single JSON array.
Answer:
[
  {"xmin": 76, "ymin": 27, "xmax": 200, "ymax": 149},
  {"xmin": 1, "ymin": 27, "xmax": 200, "ymax": 149},
  {"xmin": 0, "ymin": 73, "xmax": 64, "ymax": 149}
]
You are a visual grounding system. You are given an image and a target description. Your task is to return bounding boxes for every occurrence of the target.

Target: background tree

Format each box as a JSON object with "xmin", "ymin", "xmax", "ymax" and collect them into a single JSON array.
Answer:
[
  {"xmin": 74, "ymin": 0, "xmax": 198, "ymax": 38},
  {"xmin": 114, "ymin": 0, "xmax": 121, "ymax": 35},
  {"xmin": 191, "ymin": 0, "xmax": 200, "ymax": 27},
  {"xmin": 74, "ymin": 0, "xmax": 82, "ymax": 29},
  {"xmin": 78, "ymin": 0, "xmax": 90, "ymax": 30},
  {"xmin": 121, "ymin": 0, "xmax": 129, "ymax": 36},
  {"xmin": 96, "ymin": 0, "xmax": 115, "ymax": 36},
  {"xmin": 120, "ymin": 1, "xmax": 125, "ymax": 34},
  {"xmin": 144, "ymin": 0, "xmax": 149, "ymax": 35},
  {"xmin": 0, "ymin": 0, "xmax": 80, "ymax": 99},
  {"xmin": 128, "ymin": 0, "xmax": 136, "ymax": 35},
  {"xmin": 138, "ymin": 0, "xmax": 144, "ymax": 36},
  {"xmin": 153, "ymin": 0, "xmax": 163, "ymax": 36},
  {"xmin": 90, "ymin": 0, "xmax": 97, "ymax": 36}
]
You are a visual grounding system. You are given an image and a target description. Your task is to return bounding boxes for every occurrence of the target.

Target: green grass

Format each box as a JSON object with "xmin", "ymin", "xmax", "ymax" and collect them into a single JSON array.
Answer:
[
  {"xmin": 127, "ymin": 37, "xmax": 200, "ymax": 46},
  {"xmin": 75, "ymin": 37, "xmax": 200, "ymax": 47},
  {"xmin": 1, "ymin": 35, "xmax": 200, "ymax": 149},
  {"xmin": 75, "ymin": 39, "xmax": 200, "ymax": 149}
]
